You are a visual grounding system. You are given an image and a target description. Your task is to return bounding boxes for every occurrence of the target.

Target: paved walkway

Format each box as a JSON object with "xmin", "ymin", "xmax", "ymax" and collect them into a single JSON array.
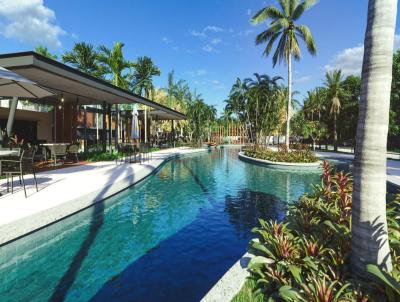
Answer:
[
  {"xmin": 315, "ymin": 151, "xmax": 400, "ymax": 189},
  {"xmin": 0, "ymin": 147, "xmax": 206, "ymax": 245}
]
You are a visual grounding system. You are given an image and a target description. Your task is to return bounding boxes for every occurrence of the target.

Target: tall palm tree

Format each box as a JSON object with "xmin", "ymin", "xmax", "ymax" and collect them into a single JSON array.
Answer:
[
  {"xmin": 98, "ymin": 42, "xmax": 132, "ymax": 144},
  {"xmin": 351, "ymin": 0, "xmax": 397, "ymax": 276},
  {"xmin": 97, "ymin": 42, "xmax": 131, "ymax": 89},
  {"xmin": 325, "ymin": 69, "xmax": 344, "ymax": 151},
  {"xmin": 62, "ymin": 42, "xmax": 104, "ymax": 77},
  {"xmin": 252, "ymin": 0, "xmax": 317, "ymax": 147},
  {"xmin": 129, "ymin": 56, "xmax": 161, "ymax": 98}
]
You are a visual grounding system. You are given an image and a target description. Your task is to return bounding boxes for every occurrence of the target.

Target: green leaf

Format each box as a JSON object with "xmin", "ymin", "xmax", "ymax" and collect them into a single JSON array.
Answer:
[
  {"xmin": 249, "ymin": 241, "xmax": 277, "ymax": 260},
  {"xmin": 247, "ymin": 256, "xmax": 274, "ymax": 270},
  {"xmin": 366, "ymin": 264, "xmax": 400, "ymax": 295},
  {"xmin": 288, "ymin": 264, "xmax": 303, "ymax": 283},
  {"xmin": 278, "ymin": 285, "xmax": 305, "ymax": 302}
]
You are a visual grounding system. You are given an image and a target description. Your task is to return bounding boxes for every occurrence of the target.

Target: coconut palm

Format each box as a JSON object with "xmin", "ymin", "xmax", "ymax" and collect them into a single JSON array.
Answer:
[
  {"xmin": 62, "ymin": 42, "xmax": 105, "ymax": 77},
  {"xmin": 352, "ymin": 0, "xmax": 396, "ymax": 276},
  {"xmin": 252, "ymin": 0, "xmax": 317, "ymax": 147},
  {"xmin": 130, "ymin": 56, "xmax": 161, "ymax": 98},
  {"xmin": 325, "ymin": 69, "xmax": 344, "ymax": 151}
]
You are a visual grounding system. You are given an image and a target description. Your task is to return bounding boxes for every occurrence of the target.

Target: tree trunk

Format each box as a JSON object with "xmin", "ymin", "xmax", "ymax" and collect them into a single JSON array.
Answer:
[
  {"xmin": 333, "ymin": 112, "xmax": 338, "ymax": 151},
  {"xmin": 286, "ymin": 54, "xmax": 292, "ymax": 148},
  {"xmin": 351, "ymin": 0, "xmax": 396, "ymax": 276}
]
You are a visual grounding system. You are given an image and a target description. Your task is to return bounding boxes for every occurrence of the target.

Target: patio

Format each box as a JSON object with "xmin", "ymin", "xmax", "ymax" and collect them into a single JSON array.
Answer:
[{"xmin": 0, "ymin": 147, "xmax": 206, "ymax": 246}]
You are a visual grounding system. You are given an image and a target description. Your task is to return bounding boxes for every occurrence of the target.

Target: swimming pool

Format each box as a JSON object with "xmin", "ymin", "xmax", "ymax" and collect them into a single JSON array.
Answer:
[{"xmin": 0, "ymin": 147, "xmax": 320, "ymax": 302}]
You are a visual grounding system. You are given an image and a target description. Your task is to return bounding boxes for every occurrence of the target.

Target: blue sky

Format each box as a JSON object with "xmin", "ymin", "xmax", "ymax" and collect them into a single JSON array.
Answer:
[{"xmin": 0, "ymin": 0, "xmax": 399, "ymax": 114}]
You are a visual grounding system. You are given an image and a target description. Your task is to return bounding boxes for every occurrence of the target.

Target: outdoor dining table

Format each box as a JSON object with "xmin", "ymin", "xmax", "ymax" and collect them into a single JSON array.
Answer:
[{"xmin": 0, "ymin": 150, "xmax": 19, "ymax": 157}]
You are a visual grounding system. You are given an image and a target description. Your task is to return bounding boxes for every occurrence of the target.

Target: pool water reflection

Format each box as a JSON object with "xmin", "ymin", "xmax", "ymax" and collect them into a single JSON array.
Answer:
[{"xmin": 0, "ymin": 147, "xmax": 321, "ymax": 302}]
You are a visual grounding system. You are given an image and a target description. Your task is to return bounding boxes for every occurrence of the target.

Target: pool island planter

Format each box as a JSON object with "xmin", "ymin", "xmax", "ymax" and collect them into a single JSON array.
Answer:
[{"xmin": 238, "ymin": 151, "xmax": 322, "ymax": 170}]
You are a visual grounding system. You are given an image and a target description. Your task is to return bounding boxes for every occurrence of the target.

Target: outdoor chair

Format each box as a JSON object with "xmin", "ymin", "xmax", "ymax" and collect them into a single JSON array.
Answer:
[
  {"xmin": 50, "ymin": 144, "xmax": 67, "ymax": 166},
  {"xmin": 67, "ymin": 144, "xmax": 79, "ymax": 163},
  {"xmin": 0, "ymin": 148, "xmax": 38, "ymax": 198},
  {"xmin": 139, "ymin": 143, "xmax": 150, "ymax": 163}
]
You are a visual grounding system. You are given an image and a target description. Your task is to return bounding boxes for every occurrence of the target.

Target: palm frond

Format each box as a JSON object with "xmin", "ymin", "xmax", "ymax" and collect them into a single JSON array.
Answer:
[
  {"xmin": 292, "ymin": 0, "xmax": 318, "ymax": 20},
  {"xmin": 251, "ymin": 6, "xmax": 285, "ymax": 24},
  {"xmin": 295, "ymin": 25, "xmax": 317, "ymax": 55}
]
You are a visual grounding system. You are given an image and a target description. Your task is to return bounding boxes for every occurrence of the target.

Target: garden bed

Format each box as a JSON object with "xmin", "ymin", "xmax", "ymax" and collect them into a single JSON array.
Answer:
[{"xmin": 237, "ymin": 161, "xmax": 400, "ymax": 301}]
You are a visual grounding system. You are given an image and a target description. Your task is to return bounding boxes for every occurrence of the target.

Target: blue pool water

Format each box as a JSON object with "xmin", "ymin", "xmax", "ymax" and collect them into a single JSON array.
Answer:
[{"xmin": 0, "ymin": 147, "xmax": 320, "ymax": 302}]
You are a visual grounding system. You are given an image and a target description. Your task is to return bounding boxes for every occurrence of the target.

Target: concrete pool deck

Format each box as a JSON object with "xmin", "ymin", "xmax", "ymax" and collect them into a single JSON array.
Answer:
[{"xmin": 0, "ymin": 147, "xmax": 206, "ymax": 246}]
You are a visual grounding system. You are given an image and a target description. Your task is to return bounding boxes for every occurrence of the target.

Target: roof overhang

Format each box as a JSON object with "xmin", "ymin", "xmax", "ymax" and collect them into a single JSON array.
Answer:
[
  {"xmin": 0, "ymin": 51, "xmax": 186, "ymax": 120},
  {"xmin": 140, "ymin": 109, "xmax": 186, "ymax": 121}
]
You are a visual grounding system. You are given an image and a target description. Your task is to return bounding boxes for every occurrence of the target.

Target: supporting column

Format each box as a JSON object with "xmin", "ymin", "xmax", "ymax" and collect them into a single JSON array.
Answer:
[
  {"xmin": 102, "ymin": 102, "xmax": 107, "ymax": 152},
  {"xmin": 108, "ymin": 104, "xmax": 112, "ymax": 151},
  {"xmin": 171, "ymin": 120, "xmax": 175, "ymax": 147},
  {"xmin": 114, "ymin": 105, "xmax": 119, "ymax": 146},
  {"xmin": 144, "ymin": 107, "xmax": 147, "ymax": 143},
  {"xmin": 83, "ymin": 106, "xmax": 87, "ymax": 154},
  {"xmin": 6, "ymin": 97, "xmax": 18, "ymax": 138}
]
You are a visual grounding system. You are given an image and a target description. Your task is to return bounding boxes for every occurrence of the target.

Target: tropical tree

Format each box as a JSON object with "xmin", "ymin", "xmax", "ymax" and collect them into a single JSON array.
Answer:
[
  {"xmin": 35, "ymin": 45, "xmax": 57, "ymax": 60},
  {"xmin": 97, "ymin": 42, "xmax": 131, "ymax": 89},
  {"xmin": 252, "ymin": 0, "xmax": 317, "ymax": 147},
  {"xmin": 325, "ymin": 69, "xmax": 344, "ymax": 151},
  {"xmin": 62, "ymin": 42, "xmax": 105, "ymax": 77},
  {"xmin": 97, "ymin": 42, "xmax": 132, "ymax": 144},
  {"xmin": 129, "ymin": 56, "xmax": 161, "ymax": 98},
  {"xmin": 244, "ymin": 73, "xmax": 282, "ymax": 144},
  {"xmin": 186, "ymin": 96, "xmax": 216, "ymax": 145},
  {"xmin": 352, "ymin": 0, "xmax": 397, "ymax": 277}
]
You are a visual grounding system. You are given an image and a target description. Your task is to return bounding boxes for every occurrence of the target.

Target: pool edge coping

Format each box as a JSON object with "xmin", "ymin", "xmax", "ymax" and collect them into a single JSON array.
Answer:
[{"xmin": 0, "ymin": 148, "xmax": 208, "ymax": 247}]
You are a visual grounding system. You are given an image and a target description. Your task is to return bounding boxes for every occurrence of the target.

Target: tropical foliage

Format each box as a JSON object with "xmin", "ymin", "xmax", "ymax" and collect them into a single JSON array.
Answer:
[
  {"xmin": 243, "ymin": 144, "xmax": 318, "ymax": 163},
  {"xmin": 245, "ymin": 161, "xmax": 400, "ymax": 301},
  {"xmin": 225, "ymin": 74, "xmax": 285, "ymax": 145},
  {"xmin": 252, "ymin": 0, "xmax": 317, "ymax": 147}
]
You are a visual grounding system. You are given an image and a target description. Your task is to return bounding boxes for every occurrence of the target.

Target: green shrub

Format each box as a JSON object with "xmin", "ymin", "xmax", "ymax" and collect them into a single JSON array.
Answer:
[
  {"xmin": 87, "ymin": 151, "xmax": 122, "ymax": 162},
  {"xmin": 243, "ymin": 144, "xmax": 318, "ymax": 163},
  {"xmin": 245, "ymin": 161, "xmax": 400, "ymax": 301}
]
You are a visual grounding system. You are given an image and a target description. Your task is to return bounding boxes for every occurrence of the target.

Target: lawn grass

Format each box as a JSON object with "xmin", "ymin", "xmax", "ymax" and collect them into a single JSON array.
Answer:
[{"xmin": 231, "ymin": 279, "xmax": 264, "ymax": 302}]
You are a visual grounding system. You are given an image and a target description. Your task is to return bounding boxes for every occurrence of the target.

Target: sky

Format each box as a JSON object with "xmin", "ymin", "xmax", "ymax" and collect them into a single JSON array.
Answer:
[{"xmin": 0, "ymin": 0, "xmax": 399, "ymax": 114}]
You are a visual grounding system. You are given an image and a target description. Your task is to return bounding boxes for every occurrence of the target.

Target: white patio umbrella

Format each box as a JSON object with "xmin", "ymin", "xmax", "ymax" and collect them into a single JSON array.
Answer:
[
  {"xmin": 0, "ymin": 66, "xmax": 54, "ymax": 139},
  {"xmin": 131, "ymin": 104, "xmax": 139, "ymax": 140}
]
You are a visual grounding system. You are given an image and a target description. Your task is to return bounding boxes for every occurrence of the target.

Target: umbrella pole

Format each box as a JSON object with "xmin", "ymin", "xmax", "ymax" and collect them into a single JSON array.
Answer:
[{"xmin": 6, "ymin": 97, "xmax": 18, "ymax": 138}]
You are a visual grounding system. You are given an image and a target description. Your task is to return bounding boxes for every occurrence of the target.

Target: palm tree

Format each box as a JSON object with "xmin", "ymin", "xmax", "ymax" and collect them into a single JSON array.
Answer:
[
  {"xmin": 252, "ymin": 0, "xmax": 317, "ymax": 147},
  {"xmin": 351, "ymin": 0, "xmax": 396, "ymax": 276},
  {"xmin": 97, "ymin": 42, "xmax": 132, "ymax": 144},
  {"xmin": 62, "ymin": 42, "xmax": 105, "ymax": 77},
  {"xmin": 130, "ymin": 56, "xmax": 161, "ymax": 98},
  {"xmin": 325, "ymin": 69, "xmax": 344, "ymax": 151},
  {"xmin": 244, "ymin": 73, "xmax": 282, "ymax": 144},
  {"xmin": 97, "ymin": 42, "xmax": 131, "ymax": 89},
  {"xmin": 35, "ymin": 45, "xmax": 58, "ymax": 60}
]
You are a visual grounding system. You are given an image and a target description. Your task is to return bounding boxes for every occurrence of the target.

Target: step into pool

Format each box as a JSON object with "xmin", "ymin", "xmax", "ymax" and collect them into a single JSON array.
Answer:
[{"xmin": 0, "ymin": 147, "xmax": 320, "ymax": 302}]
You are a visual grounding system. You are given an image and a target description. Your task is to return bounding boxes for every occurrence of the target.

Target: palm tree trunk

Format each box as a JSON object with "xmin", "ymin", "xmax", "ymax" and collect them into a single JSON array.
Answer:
[
  {"xmin": 286, "ymin": 54, "xmax": 292, "ymax": 148},
  {"xmin": 351, "ymin": 0, "xmax": 397, "ymax": 276},
  {"xmin": 333, "ymin": 112, "xmax": 338, "ymax": 151}
]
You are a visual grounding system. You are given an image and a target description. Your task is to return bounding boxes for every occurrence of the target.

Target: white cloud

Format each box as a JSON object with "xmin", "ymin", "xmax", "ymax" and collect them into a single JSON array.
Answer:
[
  {"xmin": 293, "ymin": 76, "xmax": 311, "ymax": 84},
  {"xmin": 161, "ymin": 36, "xmax": 173, "ymax": 44},
  {"xmin": 0, "ymin": 0, "xmax": 66, "ymax": 48},
  {"xmin": 202, "ymin": 44, "xmax": 220, "ymax": 53},
  {"xmin": 185, "ymin": 69, "xmax": 207, "ymax": 77},
  {"xmin": 190, "ymin": 30, "xmax": 206, "ymax": 39},
  {"xmin": 211, "ymin": 38, "xmax": 221, "ymax": 45},
  {"xmin": 203, "ymin": 25, "xmax": 224, "ymax": 33},
  {"xmin": 238, "ymin": 29, "xmax": 255, "ymax": 36},
  {"xmin": 325, "ymin": 34, "xmax": 400, "ymax": 76}
]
